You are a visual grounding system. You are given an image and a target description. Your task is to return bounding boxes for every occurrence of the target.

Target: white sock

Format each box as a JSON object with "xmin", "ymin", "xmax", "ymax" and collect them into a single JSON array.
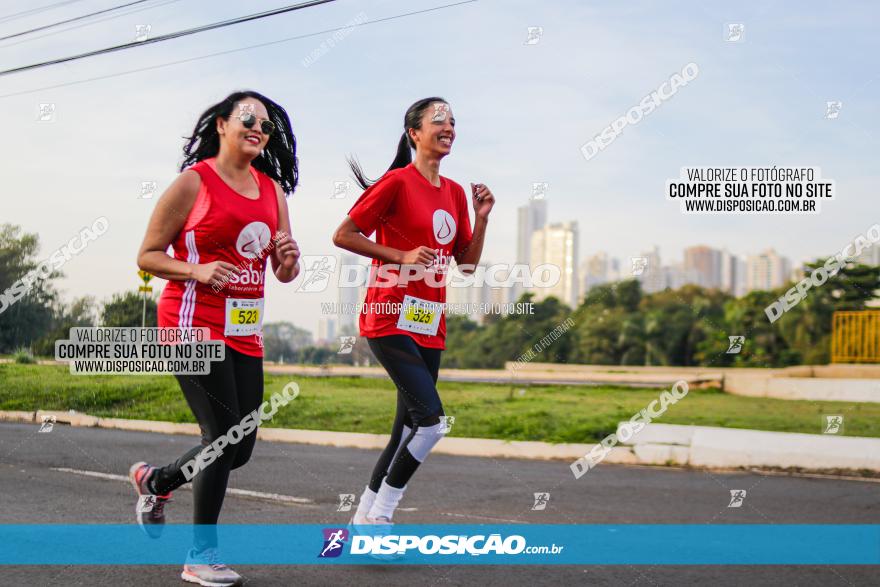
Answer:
[
  {"xmin": 368, "ymin": 480, "xmax": 407, "ymax": 521},
  {"xmin": 354, "ymin": 486, "xmax": 376, "ymax": 521}
]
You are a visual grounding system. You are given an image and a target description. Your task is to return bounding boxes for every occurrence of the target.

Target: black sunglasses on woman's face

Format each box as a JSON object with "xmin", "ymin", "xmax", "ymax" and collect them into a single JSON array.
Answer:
[{"xmin": 236, "ymin": 112, "xmax": 275, "ymax": 136}]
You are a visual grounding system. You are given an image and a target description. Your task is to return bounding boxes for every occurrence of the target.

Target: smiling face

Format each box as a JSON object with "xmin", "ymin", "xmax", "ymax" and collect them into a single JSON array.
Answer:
[
  {"xmin": 217, "ymin": 99, "xmax": 271, "ymax": 159},
  {"xmin": 409, "ymin": 101, "xmax": 455, "ymax": 159}
]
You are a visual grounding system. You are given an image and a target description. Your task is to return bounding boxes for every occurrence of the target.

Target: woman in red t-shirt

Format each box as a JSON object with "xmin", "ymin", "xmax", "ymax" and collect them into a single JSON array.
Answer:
[
  {"xmin": 333, "ymin": 97, "xmax": 495, "ymax": 528},
  {"xmin": 131, "ymin": 91, "xmax": 300, "ymax": 585}
]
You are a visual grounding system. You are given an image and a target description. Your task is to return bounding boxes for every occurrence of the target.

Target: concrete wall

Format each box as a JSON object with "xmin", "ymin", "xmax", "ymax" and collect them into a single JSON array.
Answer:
[
  {"xmin": 616, "ymin": 422, "xmax": 880, "ymax": 471},
  {"xmin": 513, "ymin": 363, "xmax": 880, "ymax": 403},
  {"xmin": 724, "ymin": 372, "xmax": 880, "ymax": 403}
]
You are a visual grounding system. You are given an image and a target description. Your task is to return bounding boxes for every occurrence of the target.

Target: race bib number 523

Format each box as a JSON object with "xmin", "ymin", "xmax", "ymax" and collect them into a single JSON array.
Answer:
[{"xmin": 224, "ymin": 298, "xmax": 264, "ymax": 336}]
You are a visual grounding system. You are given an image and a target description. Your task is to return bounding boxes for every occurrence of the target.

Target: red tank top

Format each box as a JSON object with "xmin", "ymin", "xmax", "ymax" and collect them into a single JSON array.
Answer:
[{"xmin": 158, "ymin": 158, "xmax": 279, "ymax": 357}]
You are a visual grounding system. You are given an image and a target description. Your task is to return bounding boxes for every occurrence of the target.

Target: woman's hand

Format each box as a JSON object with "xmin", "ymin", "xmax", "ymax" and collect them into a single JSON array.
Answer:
[
  {"xmin": 191, "ymin": 261, "xmax": 237, "ymax": 287},
  {"xmin": 273, "ymin": 231, "xmax": 301, "ymax": 270},
  {"xmin": 399, "ymin": 246, "xmax": 437, "ymax": 266},
  {"xmin": 470, "ymin": 183, "xmax": 495, "ymax": 220}
]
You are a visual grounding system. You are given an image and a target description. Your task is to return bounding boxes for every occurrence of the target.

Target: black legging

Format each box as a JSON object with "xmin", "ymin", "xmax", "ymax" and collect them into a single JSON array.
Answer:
[
  {"xmin": 367, "ymin": 335, "xmax": 443, "ymax": 491},
  {"xmin": 149, "ymin": 345, "xmax": 263, "ymax": 546}
]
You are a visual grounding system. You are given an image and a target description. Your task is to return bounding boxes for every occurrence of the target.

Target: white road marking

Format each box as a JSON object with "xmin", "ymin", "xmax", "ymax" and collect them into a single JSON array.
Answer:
[
  {"xmin": 51, "ymin": 467, "xmax": 315, "ymax": 505},
  {"xmin": 227, "ymin": 488, "xmax": 314, "ymax": 505},
  {"xmin": 441, "ymin": 512, "xmax": 526, "ymax": 524},
  {"xmin": 52, "ymin": 467, "xmax": 127, "ymax": 483}
]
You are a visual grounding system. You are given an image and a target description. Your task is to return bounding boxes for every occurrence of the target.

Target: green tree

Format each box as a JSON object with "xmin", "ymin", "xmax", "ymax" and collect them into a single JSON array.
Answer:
[
  {"xmin": 476, "ymin": 294, "xmax": 575, "ymax": 368},
  {"xmin": 441, "ymin": 314, "xmax": 482, "ymax": 368},
  {"xmin": 32, "ymin": 296, "xmax": 97, "ymax": 356},
  {"xmin": 102, "ymin": 291, "xmax": 157, "ymax": 327},
  {"xmin": 826, "ymin": 262, "xmax": 880, "ymax": 309},
  {"xmin": 440, "ymin": 293, "xmax": 578, "ymax": 369},
  {"xmin": 776, "ymin": 260, "xmax": 880, "ymax": 364},
  {"xmin": 641, "ymin": 285, "xmax": 730, "ymax": 366},
  {"xmin": 571, "ymin": 280, "xmax": 644, "ymax": 364},
  {"xmin": 0, "ymin": 224, "xmax": 58, "ymax": 353},
  {"xmin": 695, "ymin": 289, "xmax": 798, "ymax": 367}
]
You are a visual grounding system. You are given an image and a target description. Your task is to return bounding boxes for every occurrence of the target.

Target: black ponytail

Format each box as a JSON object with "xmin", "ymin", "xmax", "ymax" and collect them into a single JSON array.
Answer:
[{"xmin": 348, "ymin": 96, "xmax": 447, "ymax": 190}]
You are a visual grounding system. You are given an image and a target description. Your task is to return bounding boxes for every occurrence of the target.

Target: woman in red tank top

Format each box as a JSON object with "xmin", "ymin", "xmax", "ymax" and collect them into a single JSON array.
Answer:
[{"xmin": 130, "ymin": 91, "xmax": 300, "ymax": 586}]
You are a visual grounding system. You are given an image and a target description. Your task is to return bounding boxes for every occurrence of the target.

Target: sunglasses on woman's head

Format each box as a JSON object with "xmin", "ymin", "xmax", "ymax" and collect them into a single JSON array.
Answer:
[{"xmin": 236, "ymin": 112, "xmax": 275, "ymax": 136}]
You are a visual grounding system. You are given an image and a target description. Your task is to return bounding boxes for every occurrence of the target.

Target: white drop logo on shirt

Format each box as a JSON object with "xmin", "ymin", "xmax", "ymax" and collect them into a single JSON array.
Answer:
[
  {"xmin": 236, "ymin": 221, "xmax": 271, "ymax": 259},
  {"xmin": 432, "ymin": 209, "xmax": 456, "ymax": 245}
]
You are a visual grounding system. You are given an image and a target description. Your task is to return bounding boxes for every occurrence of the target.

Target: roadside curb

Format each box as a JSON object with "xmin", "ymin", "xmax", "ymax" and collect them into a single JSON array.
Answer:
[
  {"xmin": 0, "ymin": 409, "xmax": 626, "ymax": 465},
  {"xmin": 3, "ymin": 410, "xmax": 878, "ymax": 474}
]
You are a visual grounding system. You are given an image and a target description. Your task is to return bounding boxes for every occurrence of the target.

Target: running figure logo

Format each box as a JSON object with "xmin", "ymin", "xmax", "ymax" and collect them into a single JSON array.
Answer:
[
  {"xmin": 432, "ymin": 210, "xmax": 456, "ymax": 245},
  {"xmin": 337, "ymin": 336, "xmax": 356, "ymax": 355},
  {"xmin": 631, "ymin": 257, "xmax": 648, "ymax": 276},
  {"xmin": 140, "ymin": 181, "xmax": 158, "ymax": 199},
  {"xmin": 531, "ymin": 492, "xmax": 550, "ymax": 511},
  {"xmin": 524, "ymin": 26, "xmax": 543, "ymax": 45},
  {"xmin": 438, "ymin": 416, "xmax": 455, "ymax": 434},
  {"xmin": 725, "ymin": 23, "xmax": 744, "ymax": 42},
  {"xmin": 318, "ymin": 528, "xmax": 349, "ymax": 558},
  {"xmin": 38, "ymin": 415, "xmax": 55, "ymax": 433},
  {"xmin": 825, "ymin": 101, "xmax": 843, "ymax": 120},
  {"xmin": 431, "ymin": 103, "xmax": 449, "ymax": 122},
  {"xmin": 137, "ymin": 494, "xmax": 156, "ymax": 513},
  {"xmin": 37, "ymin": 103, "xmax": 56, "ymax": 122},
  {"xmin": 297, "ymin": 255, "xmax": 338, "ymax": 292},
  {"xmin": 726, "ymin": 336, "xmax": 745, "ymax": 354},
  {"xmin": 134, "ymin": 24, "xmax": 151, "ymax": 42},
  {"xmin": 336, "ymin": 494, "xmax": 355, "ymax": 512},
  {"xmin": 332, "ymin": 180, "xmax": 352, "ymax": 199},
  {"xmin": 822, "ymin": 415, "xmax": 843, "ymax": 434},
  {"xmin": 531, "ymin": 182, "xmax": 548, "ymax": 200},
  {"xmin": 727, "ymin": 490, "xmax": 747, "ymax": 508}
]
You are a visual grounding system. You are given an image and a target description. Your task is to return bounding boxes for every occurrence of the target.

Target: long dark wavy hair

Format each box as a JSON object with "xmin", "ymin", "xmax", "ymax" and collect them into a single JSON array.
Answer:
[
  {"xmin": 348, "ymin": 96, "xmax": 447, "ymax": 190},
  {"xmin": 180, "ymin": 90, "xmax": 299, "ymax": 194}
]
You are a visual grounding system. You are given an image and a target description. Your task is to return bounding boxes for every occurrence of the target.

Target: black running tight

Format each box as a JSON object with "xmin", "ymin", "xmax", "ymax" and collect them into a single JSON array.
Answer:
[
  {"xmin": 367, "ymin": 335, "xmax": 445, "ymax": 491},
  {"xmin": 149, "ymin": 346, "xmax": 263, "ymax": 540}
]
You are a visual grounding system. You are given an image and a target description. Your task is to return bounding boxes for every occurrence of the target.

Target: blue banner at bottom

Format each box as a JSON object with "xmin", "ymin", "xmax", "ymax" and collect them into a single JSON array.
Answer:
[{"xmin": 1, "ymin": 524, "xmax": 878, "ymax": 565}]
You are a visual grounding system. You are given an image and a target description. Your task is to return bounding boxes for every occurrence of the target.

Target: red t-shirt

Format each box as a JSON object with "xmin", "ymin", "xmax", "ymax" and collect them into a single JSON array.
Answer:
[
  {"xmin": 347, "ymin": 163, "xmax": 473, "ymax": 349},
  {"xmin": 158, "ymin": 158, "xmax": 279, "ymax": 357}
]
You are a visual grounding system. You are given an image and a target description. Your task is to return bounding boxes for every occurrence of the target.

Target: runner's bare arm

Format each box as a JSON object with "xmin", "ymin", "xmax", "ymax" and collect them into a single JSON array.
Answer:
[
  {"xmin": 455, "ymin": 183, "xmax": 493, "ymax": 272},
  {"xmin": 455, "ymin": 217, "xmax": 487, "ymax": 272},
  {"xmin": 333, "ymin": 216, "xmax": 436, "ymax": 265},
  {"xmin": 137, "ymin": 170, "xmax": 236, "ymax": 285},
  {"xmin": 270, "ymin": 182, "xmax": 300, "ymax": 283}
]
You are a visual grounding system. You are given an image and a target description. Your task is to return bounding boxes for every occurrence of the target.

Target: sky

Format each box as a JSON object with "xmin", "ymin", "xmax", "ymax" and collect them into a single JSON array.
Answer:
[{"xmin": 1, "ymin": 0, "xmax": 878, "ymax": 335}]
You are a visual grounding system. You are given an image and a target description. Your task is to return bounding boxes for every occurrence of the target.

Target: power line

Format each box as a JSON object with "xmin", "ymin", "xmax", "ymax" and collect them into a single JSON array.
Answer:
[
  {"xmin": 0, "ymin": 0, "xmax": 477, "ymax": 99},
  {"xmin": 0, "ymin": 0, "xmax": 182, "ymax": 48},
  {"xmin": 0, "ymin": 0, "xmax": 337, "ymax": 77},
  {"xmin": 0, "ymin": 0, "xmax": 154, "ymax": 42},
  {"xmin": 0, "ymin": 0, "xmax": 89, "ymax": 24}
]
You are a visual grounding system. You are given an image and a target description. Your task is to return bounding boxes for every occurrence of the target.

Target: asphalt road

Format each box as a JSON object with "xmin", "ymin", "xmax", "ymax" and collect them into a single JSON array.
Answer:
[{"xmin": 0, "ymin": 421, "xmax": 877, "ymax": 586}]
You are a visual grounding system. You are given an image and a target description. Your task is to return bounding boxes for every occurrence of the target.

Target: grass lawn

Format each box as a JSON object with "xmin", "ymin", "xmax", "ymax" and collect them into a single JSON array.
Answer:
[{"xmin": 1, "ymin": 363, "xmax": 878, "ymax": 443}]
